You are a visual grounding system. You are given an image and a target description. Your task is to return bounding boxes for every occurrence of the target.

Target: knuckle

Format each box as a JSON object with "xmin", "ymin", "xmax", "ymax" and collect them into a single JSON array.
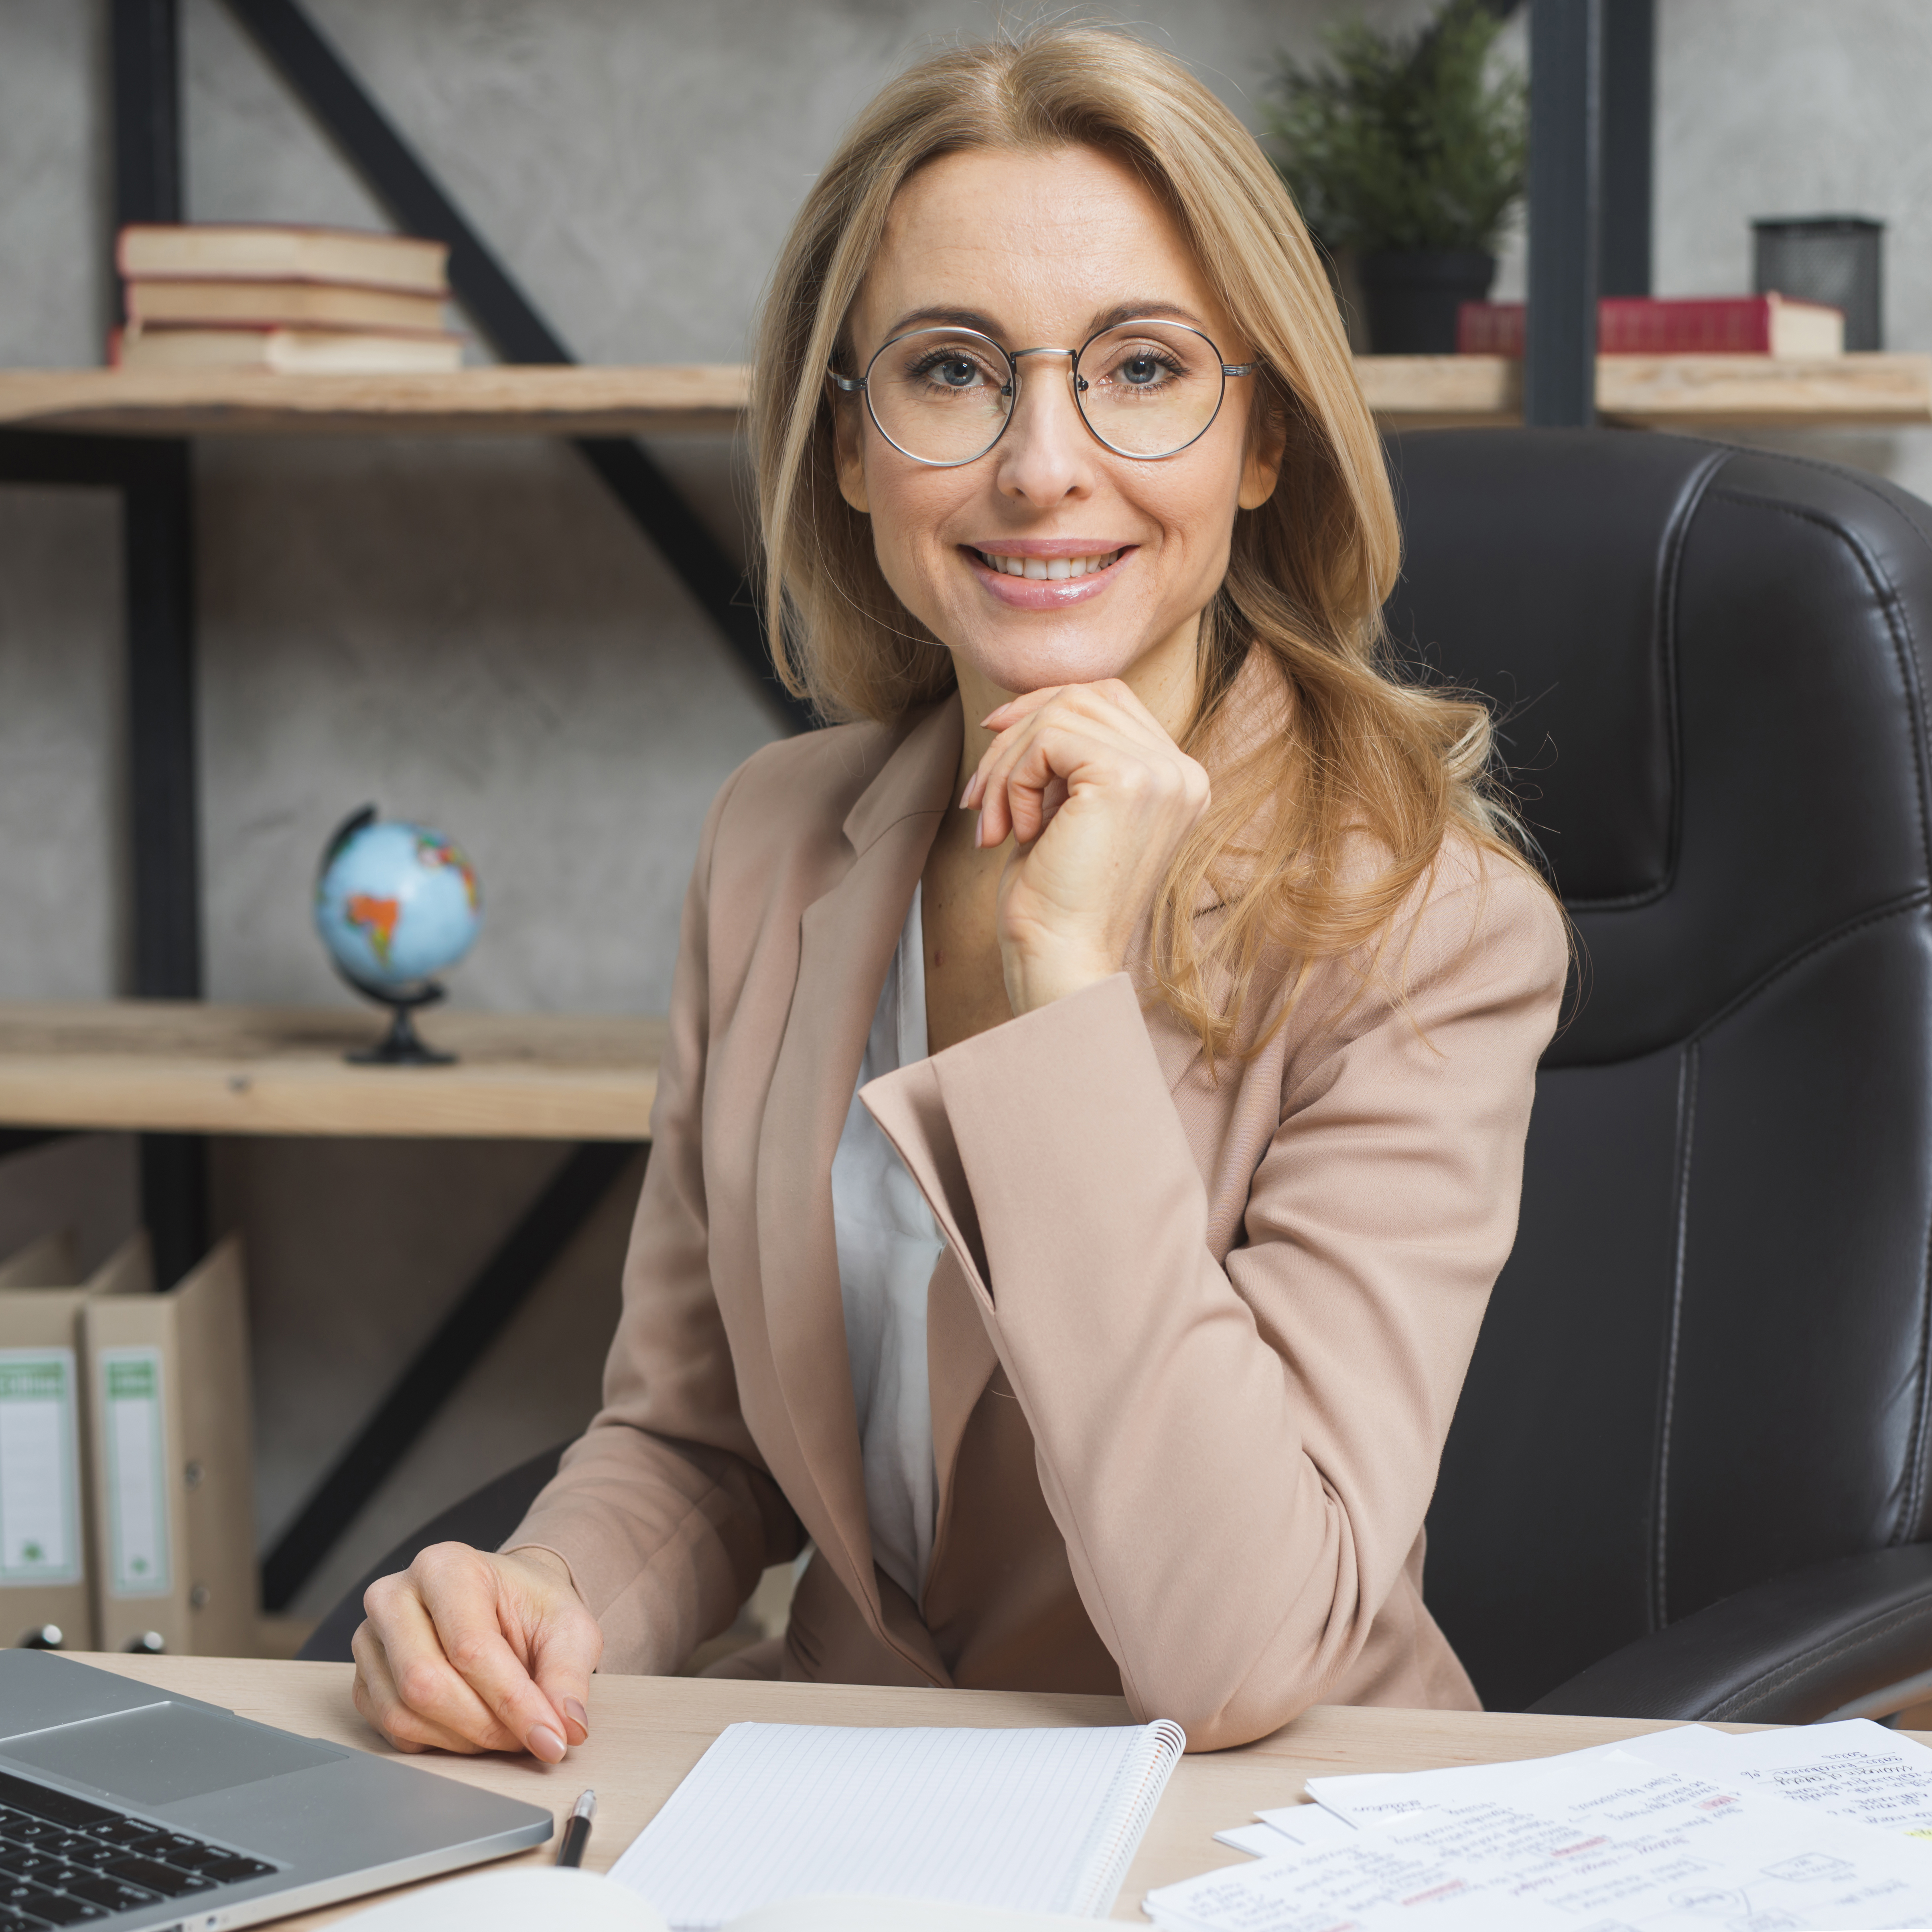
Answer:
[{"xmin": 396, "ymin": 1659, "xmax": 451, "ymax": 1711}]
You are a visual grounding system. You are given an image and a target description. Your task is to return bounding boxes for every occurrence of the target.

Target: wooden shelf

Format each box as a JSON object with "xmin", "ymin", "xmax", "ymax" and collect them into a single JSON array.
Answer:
[
  {"xmin": 1357, "ymin": 352, "xmax": 1932, "ymax": 430},
  {"xmin": 0, "ymin": 1002, "xmax": 662, "ymax": 1140},
  {"xmin": 2, "ymin": 354, "xmax": 1926, "ymax": 439},
  {"xmin": 0, "ymin": 364, "xmax": 748, "ymax": 438}
]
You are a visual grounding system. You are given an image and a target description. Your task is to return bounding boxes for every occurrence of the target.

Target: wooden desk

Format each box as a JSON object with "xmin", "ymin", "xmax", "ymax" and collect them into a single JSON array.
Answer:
[{"xmin": 75, "ymin": 1653, "xmax": 1765, "ymax": 1926}]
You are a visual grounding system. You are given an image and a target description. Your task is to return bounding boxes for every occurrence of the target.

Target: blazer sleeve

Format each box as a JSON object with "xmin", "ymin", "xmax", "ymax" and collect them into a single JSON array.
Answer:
[
  {"xmin": 860, "ymin": 849, "xmax": 1566, "ymax": 1749},
  {"xmin": 504, "ymin": 764, "xmax": 804, "ymax": 1673}
]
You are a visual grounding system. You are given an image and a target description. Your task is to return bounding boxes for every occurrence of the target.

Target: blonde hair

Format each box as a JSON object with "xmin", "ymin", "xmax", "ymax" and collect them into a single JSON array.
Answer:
[{"xmin": 752, "ymin": 24, "xmax": 1544, "ymax": 1060}]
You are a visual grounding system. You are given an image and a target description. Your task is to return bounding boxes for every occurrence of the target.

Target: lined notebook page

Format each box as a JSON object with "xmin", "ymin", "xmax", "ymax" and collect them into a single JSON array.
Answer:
[{"xmin": 609, "ymin": 1721, "xmax": 1185, "ymax": 1930}]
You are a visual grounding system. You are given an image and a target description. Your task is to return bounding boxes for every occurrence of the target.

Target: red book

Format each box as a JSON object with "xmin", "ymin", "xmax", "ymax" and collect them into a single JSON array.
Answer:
[{"xmin": 1456, "ymin": 294, "xmax": 1845, "ymax": 357}]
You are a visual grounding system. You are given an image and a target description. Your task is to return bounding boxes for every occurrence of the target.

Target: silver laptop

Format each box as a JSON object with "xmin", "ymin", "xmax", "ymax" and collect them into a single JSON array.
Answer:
[{"xmin": 0, "ymin": 1650, "xmax": 553, "ymax": 1929}]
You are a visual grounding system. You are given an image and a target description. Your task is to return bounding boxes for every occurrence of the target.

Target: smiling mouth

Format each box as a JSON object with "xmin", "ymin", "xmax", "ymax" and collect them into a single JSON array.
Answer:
[{"xmin": 970, "ymin": 547, "xmax": 1124, "ymax": 581}]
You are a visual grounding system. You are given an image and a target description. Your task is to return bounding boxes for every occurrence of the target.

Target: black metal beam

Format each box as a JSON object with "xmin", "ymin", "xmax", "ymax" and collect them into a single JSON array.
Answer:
[
  {"xmin": 216, "ymin": 0, "xmax": 812, "ymax": 734},
  {"xmin": 1526, "ymin": 0, "xmax": 1604, "ymax": 426},
  {"xmin": 1599, "ymin": 0, "xmax": 1654, "ymax": 298},
  {"xmin": 260, "ymin": 1140, "xmax": 642, "ymax": 1610},
  {"xmin": 111, "ymin": 0, "xmax": 208, "ymax": 1291},
  {"xmin": 109, "ymin": 0, "xmax": 182, "ymax": 318}
]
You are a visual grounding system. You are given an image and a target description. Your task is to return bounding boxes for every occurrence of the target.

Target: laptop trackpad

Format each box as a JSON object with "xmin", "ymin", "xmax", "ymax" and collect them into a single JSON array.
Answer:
[{"xmin": 2, "ymin": 1701, "xmax": 341, "ymax": 1806}]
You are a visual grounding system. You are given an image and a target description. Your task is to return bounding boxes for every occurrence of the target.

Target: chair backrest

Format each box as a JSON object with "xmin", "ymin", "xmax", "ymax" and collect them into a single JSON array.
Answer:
[{"xmin": 1391, "ymin": 429, "xmax": 1932, "ymax": 1711}]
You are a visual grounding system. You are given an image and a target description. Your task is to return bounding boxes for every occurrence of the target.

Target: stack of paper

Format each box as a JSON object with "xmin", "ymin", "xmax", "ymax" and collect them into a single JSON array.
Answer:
[{"xmin": 1147, "ymin": 1719, "xmax": 1932, "ymax": 1932}]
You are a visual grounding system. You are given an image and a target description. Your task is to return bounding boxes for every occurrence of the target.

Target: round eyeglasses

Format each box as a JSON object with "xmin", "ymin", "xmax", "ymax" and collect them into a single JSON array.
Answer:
[{"xmin": 829, "ymin": 319, "xmax": 1257, "ymax": 467}]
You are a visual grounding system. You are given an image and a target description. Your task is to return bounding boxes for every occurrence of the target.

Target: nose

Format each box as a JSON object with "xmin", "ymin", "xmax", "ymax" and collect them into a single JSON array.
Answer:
[{"xmin": 990, "ymin": 349, "xmax": 1094, "ymax": 506}]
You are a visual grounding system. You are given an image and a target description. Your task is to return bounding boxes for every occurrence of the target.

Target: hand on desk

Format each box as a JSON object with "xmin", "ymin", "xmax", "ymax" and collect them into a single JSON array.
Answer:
[{"xmin": 351, "ymin": 1544, "xmax": 602, "ymax": 1763}]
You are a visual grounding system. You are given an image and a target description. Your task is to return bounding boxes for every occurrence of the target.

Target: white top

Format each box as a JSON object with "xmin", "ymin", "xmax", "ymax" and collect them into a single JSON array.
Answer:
[{"xmin": 831, "ymin": 883, "xmax": 946, "ymax": 1603}]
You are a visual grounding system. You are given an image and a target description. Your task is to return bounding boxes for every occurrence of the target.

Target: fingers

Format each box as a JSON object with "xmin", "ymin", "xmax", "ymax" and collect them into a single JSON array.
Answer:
[
  {"xmin": 352, "ymin": 1543, "xmax": 585, "ymax": 1762},
  {"xmin": 357, "ymin": 1560, "xmax": 524, "ymax": 1755},
  {"xmin": 527, "ymin": 1597, "xmax": 603, "ymax": 1749},
  {"xmin": 408, "ymin": 1543, "xmax": 578, "ymax": 1762},
  {"xmin": 967, "ymin": 687, "xmax": 1186, "ymax": 848},
  {"xmin": 351, "ymin": 1615, "xmax": 497, "ymax": 1757}
]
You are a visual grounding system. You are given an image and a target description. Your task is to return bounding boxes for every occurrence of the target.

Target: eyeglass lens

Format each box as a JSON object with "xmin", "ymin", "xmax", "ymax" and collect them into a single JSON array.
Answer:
[{"xmin": 863, "ymin": 321, "xmax": 1228, "ymax": 465}]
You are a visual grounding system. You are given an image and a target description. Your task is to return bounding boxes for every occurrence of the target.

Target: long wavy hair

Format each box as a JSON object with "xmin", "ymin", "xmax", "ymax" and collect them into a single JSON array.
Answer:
[{"xmin": 752, "ymin": 25, "xmax": 1546, "ymax": 1059}]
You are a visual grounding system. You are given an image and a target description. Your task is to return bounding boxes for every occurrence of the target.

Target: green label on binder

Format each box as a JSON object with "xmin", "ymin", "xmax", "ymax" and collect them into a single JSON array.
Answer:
[
  {"xmin": 99, "ymin": 1345, "xmax": 170, "ymax": 1598},
  {"xmin": 0, "ymin": 1348, "xmax": 82, "ymax": 1585}
]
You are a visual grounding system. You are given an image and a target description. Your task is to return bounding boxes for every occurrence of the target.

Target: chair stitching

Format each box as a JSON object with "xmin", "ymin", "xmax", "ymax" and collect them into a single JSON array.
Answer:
[
  {"xmin": 1652, "ymin": 1044, "xmax": 1698, "ymax": 1632},
  {"xmin": 1557, "ymin": 447, "xmax": 1733, "ymax": 917},
  {"xmin": 1699, "ymin": 497, "xmax": 1932, "ymax": 1538},
  {"xmin": 1704, "ymin": 489, "xmax": 1932, "ymax": 886},
  {"xmin": 1705, "ymin": 1591, "xmax": 1932, "ymax": 1720},
  {"xmin": 1549, "ymin": 887, "xmax": 1932, "ymax": 1074},
  {"xmin": 1683, "ymin": 889, "xmax": 1932, "ymax": 1053},
  {"xmin": 1718, "ymin": 448, "xmax": 1932, "ymax": 572}
]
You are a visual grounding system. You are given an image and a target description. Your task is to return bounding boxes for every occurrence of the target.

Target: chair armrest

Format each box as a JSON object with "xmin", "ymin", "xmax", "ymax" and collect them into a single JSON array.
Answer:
[{"xmin": 1528, "ymin": 1544, "xmax": 1932, "ymax": 1723}]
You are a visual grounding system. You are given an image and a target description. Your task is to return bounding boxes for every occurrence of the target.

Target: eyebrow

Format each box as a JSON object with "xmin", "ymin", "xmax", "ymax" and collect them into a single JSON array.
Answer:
[{"xmin": 876, "ymin": 298, "xmax": 1211, "ymax": 345}]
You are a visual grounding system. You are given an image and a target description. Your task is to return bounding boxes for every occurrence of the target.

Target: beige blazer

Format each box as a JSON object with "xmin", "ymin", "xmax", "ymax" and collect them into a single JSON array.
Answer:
[{"xmin": 510, "ymin": 691, "xmax": 1567, "ymax": 1749}]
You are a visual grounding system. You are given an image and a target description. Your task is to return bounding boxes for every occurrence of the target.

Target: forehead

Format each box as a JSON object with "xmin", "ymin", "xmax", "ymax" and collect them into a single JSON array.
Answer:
[{"xmin": 854, "ymin": 143, "xmax": 1230, "ymax": 349}]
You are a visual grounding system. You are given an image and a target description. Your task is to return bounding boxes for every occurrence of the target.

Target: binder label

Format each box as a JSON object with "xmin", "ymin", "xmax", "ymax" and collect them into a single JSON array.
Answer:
[
  {"xmin": 0, "ymin": 1349, "xmax": 82, "ymax": 1586},
  {"xmin": 99, "ymin": 1347, "xmax": 171, "ymax": 1598}
]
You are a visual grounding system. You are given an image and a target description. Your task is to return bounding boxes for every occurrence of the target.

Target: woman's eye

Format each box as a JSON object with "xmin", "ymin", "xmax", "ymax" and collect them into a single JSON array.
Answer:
[
  {"xmin": 911, "ymin": 353, "xmax": 987, "ymax": 390},
  {"xmin": 1122, "ymin": 355, "xmax": 1163, "ymax": 386}
]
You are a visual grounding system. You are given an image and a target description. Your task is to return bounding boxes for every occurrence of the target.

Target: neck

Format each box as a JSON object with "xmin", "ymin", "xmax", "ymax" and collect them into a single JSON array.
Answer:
[{"xmin": 948, "ymin": 613, "xmax": 1205, "ymax": 797}]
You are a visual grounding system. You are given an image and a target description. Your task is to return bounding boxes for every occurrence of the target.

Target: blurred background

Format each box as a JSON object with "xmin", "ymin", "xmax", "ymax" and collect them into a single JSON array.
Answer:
[{"xmin": 2, "ymin": 0, "xmax": 1927, "ymax": 1640}]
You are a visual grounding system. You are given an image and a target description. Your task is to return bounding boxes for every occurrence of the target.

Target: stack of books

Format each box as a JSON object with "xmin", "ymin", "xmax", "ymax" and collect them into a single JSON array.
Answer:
[
  {"xmin": 1458, "ymin": 292, "xmax": 1847, "ymax": 358},
  {"xmin": 111, "ymin": 223, "xmax": 461, "ymax": 373}
]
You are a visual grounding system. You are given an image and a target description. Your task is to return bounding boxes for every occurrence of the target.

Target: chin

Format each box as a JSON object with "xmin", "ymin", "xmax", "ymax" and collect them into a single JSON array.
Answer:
[{"xmin": 950, "ymin": 622, "xmax": 1149, "ymax": 697}]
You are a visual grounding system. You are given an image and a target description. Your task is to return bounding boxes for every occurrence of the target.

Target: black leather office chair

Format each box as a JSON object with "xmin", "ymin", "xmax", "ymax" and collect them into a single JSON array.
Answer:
[
  {"xmin": 1396, "ymin": 428, "xmax": 1932, "ymax": 1723},
  {"xmin": 307, "ymin": 430, "xmax": 1932, "ymax": 1725}
]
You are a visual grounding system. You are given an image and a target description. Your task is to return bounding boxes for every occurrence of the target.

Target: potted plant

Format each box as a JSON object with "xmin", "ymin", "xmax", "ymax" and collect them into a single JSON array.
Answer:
[{"xmin": 1268, "ymin": 0, "xmax": 1526, "ymax": 354}]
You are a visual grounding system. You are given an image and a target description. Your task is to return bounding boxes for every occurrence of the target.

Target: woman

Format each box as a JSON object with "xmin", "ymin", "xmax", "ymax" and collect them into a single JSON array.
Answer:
[{"xmin": 351, "ymin": 26, "xmax": 1566, "ymax": 1760}]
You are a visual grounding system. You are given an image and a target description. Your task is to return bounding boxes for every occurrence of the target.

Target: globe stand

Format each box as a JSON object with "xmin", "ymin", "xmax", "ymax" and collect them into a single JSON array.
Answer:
[{"xmin": 339, "ymin": 975, "xmax": 456, "ymax": 1067}]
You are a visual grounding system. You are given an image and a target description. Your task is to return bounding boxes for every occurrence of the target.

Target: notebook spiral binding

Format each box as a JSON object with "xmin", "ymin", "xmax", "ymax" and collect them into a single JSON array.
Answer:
[{"xmin": 1065, "ymin": 1718, "xmax": 1188, "ymax": 1915}]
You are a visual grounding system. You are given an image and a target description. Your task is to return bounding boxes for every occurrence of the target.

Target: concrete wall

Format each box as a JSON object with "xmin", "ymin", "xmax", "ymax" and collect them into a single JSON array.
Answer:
[{"xmin": 0, "ymin": 0, "xmax": 1925, "ymax": 1628}]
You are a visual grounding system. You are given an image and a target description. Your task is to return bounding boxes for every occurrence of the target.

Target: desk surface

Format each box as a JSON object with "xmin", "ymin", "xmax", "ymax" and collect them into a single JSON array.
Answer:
[{"xmin": 76, "ymin": 1654, "xmax": 1754, "ymax": 1926}]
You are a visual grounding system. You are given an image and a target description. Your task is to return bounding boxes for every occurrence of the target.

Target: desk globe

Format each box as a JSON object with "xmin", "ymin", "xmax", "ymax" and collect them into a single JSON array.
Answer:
[{"xmin": 315, "ymin": 807, "xmax": 482, "ymax": 1064}]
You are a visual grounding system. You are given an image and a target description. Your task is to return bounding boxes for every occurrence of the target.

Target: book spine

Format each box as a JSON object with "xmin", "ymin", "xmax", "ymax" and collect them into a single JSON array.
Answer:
[
  {"xmin": 1457, "ymin": 297, "xmax": 1781, "ymax": 356},
  {"xmin": 1457, "ymin": 302, "xmax": 1524, "ymax": 355}
]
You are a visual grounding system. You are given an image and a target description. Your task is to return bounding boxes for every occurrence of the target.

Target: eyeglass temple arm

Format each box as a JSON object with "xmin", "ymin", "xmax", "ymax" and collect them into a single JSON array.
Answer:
[
  {"xmin": 1223, "ymin": 363, "xmax": 1259, "ymax": 376},
  {"xmin": 827, "ymin": 369, "xmax": 864, "ymax": 392}
]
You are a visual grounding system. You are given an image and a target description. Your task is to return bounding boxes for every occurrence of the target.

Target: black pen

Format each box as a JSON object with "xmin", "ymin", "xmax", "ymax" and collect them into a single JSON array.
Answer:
[{"xmin": 556, "ymin": 1788, "xmax": 595, "ymax": 1867}]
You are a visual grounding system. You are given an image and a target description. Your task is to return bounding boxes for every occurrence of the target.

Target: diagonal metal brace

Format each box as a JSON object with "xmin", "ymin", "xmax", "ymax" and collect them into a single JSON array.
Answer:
[{"xmin": 216, "ymin": 0, "xmax": 813, "ymax": 733}]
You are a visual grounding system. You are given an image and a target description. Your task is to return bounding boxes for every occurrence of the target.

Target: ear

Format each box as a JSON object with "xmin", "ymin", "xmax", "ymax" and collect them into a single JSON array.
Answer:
[
  {"xmin": 834, "ymin": 392, "xmax": 871, "ymax": 514},
  {"xmin": 1238, "ymin": 393, "xmax": 1287, "ymax": 511}
]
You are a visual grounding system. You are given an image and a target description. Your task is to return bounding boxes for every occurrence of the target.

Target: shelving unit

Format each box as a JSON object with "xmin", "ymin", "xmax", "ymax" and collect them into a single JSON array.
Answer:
[
  {"xmin": 2, "ymin": 353, "xmax": 1927, "ymax": 440},
  {"xmin": 0, "ymin": 1003, "xmax": 660, "ymax": 1140}
]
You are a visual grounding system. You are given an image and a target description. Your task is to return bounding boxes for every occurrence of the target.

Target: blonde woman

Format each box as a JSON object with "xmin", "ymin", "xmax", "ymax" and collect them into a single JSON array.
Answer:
[{"xmin": 351, "ymin": 26, "xmax": 1566, "ymax": 1757}]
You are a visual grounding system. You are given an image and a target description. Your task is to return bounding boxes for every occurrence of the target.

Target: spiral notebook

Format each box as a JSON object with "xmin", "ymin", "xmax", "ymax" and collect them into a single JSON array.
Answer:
[{"xmin": 608, "ymin": 1720, "xmax": 1187, "ymax": 1929}]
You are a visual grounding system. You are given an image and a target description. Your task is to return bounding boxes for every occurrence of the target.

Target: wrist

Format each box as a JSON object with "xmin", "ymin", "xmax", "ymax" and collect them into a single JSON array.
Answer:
[
  {"xmin": 504, "ymin": 1544, "xmax": 580, "ymax": 1601},
  {"xmin": 1001, "ymin": 944, "xmax": 1119, "ymax": 1017}
]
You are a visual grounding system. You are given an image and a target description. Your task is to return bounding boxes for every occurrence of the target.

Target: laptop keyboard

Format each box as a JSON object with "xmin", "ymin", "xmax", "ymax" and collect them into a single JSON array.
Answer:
[{"xmin": 0, "ymin": 1769, "xmax": 278, "ymax": 1926}]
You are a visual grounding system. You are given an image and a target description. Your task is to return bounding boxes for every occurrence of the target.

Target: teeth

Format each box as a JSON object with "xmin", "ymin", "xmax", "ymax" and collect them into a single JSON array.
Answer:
[{"xmin": 980, "ymin": 550, "xmax": 1120, "ymax": 580}]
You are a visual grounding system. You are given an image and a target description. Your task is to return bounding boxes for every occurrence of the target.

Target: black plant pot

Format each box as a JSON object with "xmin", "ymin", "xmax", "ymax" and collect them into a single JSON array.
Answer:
[{"xmin": 1357, "ymin": 250, "xmax": 1497, "ymax": 353}]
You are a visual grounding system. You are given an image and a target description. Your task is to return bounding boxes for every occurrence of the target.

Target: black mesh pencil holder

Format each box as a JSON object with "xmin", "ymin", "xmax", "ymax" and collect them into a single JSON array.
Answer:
[{"xmin": 1752, "ymin": 216, "xmax": 1884, "ymax": 351}]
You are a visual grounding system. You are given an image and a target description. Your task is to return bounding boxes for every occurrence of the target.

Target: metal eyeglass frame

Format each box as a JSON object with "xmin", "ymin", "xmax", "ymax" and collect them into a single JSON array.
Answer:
[{"xmin": 828, "ymin": 318, "xmax": 1259, "ymax": 467}]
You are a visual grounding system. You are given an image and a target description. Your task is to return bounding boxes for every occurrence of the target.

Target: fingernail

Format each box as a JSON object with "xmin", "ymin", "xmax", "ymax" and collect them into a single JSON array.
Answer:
[
  {"xmin": 974, "ymin": 811, "xmax": 984, "ymax": 848},
  {"xmin": 529, "ymin": 1724, "xmax": 566, "ymax": 1762},
  {"xmin": 562, "ymin": 1697, "xmax": 589, "ymax": 1735}
]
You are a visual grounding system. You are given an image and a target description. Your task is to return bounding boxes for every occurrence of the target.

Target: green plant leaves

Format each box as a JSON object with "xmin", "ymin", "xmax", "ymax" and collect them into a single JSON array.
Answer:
[{"xmin": 1267, "ymin": 0, "xmax": 1526, "ymax": 256}]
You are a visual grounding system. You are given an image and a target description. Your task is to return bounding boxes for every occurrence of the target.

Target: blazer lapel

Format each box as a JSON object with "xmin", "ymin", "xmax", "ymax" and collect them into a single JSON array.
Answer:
[{"xmin": 754, "ymin": 697, "xmax": 961, "ymax": 1648}]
